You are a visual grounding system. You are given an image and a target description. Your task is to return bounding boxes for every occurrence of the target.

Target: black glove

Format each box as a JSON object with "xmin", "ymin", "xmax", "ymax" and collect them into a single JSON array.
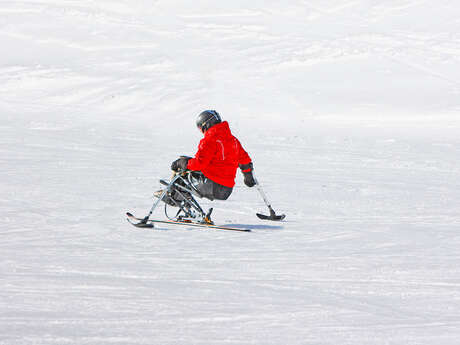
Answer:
[
  {"xmin": 240, "ymin": 162, "xmax": 256, "ymax": 187},
  {"xmin": 171, "ymin": 156, "xmax": 191, "ymax": 172},
  {"xmin": 243, "ymin": 171, "xmax": 256, "ymax": 187}
]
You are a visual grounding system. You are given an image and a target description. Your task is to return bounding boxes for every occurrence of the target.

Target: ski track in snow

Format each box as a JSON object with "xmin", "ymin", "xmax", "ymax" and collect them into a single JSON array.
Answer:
[{"xmin": 1, "ymin": 1, "xmax": 460, "ymax": 344}]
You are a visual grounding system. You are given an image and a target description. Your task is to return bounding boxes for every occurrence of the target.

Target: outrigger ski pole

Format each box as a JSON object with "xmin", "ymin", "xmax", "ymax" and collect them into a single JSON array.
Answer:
[
  {"xmin": 130, "ymin": 173, "xmax": 183, "ymax": 228},
  {"xmin": 254, "ymin": 174, "xmax": 285, "ymax": 221}
]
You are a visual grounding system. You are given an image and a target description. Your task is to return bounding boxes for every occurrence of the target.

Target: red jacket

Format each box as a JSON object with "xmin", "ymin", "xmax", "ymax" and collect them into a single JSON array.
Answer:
[{"xmin": 187, "ymin": 121, "xmax": 252, "ymax": 188}]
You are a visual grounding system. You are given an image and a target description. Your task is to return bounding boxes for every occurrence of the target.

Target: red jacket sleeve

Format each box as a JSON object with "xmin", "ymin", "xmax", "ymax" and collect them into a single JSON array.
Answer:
[
  {"xmin": 236, "ymin": 138, "xmax": 252, "ymax": 167},
  {"xmin": 187, "ymin": 137, "xmax": 217, "ymax": 171}
]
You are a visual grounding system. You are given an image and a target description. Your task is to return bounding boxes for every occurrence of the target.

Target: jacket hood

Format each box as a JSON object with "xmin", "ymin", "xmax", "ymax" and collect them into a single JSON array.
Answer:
[{"xmin": 205, "ymin": 121, "xmax": 232, "ymax": 138}]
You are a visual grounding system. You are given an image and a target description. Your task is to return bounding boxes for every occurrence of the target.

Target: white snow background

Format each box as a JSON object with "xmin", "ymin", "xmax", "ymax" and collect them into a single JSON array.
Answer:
[{"xmin": 1, "ymin": 1, "xmax": 460, "ymax": 344}]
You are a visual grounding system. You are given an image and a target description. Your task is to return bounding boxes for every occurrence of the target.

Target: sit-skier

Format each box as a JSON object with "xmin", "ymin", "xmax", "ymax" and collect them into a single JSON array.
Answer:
[{"xmin": 155, "ymin": 110, "xmax": 256, "ymax": 205}]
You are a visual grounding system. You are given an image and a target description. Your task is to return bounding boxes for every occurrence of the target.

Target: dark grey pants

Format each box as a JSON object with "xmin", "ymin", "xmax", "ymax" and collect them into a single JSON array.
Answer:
[{"xmin": 190, "ymin": 172, "xmax": 233, "ymax": 201}]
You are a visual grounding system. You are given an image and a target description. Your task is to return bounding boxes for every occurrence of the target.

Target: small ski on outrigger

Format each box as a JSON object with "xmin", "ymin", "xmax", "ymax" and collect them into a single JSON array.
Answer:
[{"xmin": 126, "ymin": 212, "xmax": 251, "ymax": 232}]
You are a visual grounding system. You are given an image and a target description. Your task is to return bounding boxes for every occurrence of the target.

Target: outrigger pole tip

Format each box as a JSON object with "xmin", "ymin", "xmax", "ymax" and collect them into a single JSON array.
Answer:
[{"xmin": 254, "ymin": 177, "xmax": 285, "ymax": 221}]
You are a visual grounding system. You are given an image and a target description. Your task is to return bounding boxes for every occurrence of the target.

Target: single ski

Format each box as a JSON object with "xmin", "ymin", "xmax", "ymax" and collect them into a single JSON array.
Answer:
[{"xmin": 126, "ymin": 212, "xmax": 251, "ymax": 232}]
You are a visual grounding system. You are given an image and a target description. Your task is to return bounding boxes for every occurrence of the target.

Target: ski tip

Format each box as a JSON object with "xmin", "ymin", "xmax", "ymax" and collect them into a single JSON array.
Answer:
[
  {"xmin": 134, "ymin": 222, "xmax": 154, "ymax": 228},
  {"xmin": 126, "ymin": 216, "xmax": 155, "ymax": 228}
]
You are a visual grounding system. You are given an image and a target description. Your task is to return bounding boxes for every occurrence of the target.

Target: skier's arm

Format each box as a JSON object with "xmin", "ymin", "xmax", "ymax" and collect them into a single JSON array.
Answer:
[
  {"xmin": 236, "ymin": 138, "xmax": 252, "ymax": 170},
  {"xmin": 187, "ymin": 137, "xmax": 217, "ymax": 171},
  {"xmin": 236, "ymin": 139, "xmax": 256, "ymax": 187}
]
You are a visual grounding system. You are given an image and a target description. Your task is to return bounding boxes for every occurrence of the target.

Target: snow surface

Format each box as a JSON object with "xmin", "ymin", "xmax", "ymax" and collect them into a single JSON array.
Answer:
[{"xmin": 1, "ymin": 1, "xmax": 460, "ymax": 344}]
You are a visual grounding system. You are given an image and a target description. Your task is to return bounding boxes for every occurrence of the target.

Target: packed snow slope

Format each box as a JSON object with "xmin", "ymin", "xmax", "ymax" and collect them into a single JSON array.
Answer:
[{"xmin": 1, "ymin": 1, "xmax": 460, "ymax": 344}]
